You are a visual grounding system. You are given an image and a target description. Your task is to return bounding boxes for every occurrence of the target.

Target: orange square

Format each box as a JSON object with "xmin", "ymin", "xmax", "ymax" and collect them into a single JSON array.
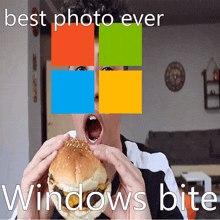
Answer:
[
  {"xmin": 99, "ymin": 70, "xmax": 142, "ymax": 114},
  {"xmin": 51, "ymin": 23, "xmax": 94, "ymax": 66}
]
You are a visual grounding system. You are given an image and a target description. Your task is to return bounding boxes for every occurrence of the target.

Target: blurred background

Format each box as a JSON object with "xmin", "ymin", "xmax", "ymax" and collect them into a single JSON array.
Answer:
[{"xmin": 0, "ymin": 0, "xmax": 220, "ymax": 219}]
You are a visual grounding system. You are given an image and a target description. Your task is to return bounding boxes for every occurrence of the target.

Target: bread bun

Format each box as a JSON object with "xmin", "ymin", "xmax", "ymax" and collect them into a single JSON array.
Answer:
[{"xmin": 48, "ymin": 138, "xmax": 111, "ymax": 219}]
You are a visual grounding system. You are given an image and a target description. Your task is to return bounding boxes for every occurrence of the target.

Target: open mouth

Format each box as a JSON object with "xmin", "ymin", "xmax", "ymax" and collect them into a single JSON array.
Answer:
[{"xmin": 85, "ymin": 115, "xmax": 103, "ymax": 144}]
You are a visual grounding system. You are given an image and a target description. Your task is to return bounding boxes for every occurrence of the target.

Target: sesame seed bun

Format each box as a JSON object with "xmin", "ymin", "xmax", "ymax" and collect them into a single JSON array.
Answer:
[
  {"xmin": 48, "ymin": 138, "xmax": 111, "ymax": 219},
  {"xmin": 49, "ymin": 138, "xmax": 107, "ymax": 192}
]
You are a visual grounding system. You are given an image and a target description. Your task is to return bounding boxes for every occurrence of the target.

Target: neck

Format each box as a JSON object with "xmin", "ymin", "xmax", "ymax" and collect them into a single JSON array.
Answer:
[{"xmin": 115, "ymin": 124, "xmax": 122, "ymax": 152}]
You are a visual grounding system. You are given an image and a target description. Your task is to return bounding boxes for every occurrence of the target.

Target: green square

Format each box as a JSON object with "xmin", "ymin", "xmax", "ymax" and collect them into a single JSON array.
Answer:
[{"xmin": 99, "ymin": 23, "xmax": 142, "ymax": 66}]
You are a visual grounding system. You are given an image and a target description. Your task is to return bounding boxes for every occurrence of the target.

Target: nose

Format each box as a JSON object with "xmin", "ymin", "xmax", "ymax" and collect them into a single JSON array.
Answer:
[
  {"xmin": 95, "ymin": 92, "xmax": 99, "ymax": 102},
  {"xmin": 94, "ymin": 68, "xmax": 99, "ymax": 103}
]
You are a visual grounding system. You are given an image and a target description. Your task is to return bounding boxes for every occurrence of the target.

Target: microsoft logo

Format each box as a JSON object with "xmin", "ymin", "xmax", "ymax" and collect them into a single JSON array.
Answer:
[{"xmin": 51, "ymin": 23, "xmax": 142, "ymax": 114}]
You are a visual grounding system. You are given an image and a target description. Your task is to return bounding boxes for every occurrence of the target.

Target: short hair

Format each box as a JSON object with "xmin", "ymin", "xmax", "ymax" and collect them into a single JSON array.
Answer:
[{"xmin": 59, "ymin": 0, "xmax": 129, "ymax": 37}]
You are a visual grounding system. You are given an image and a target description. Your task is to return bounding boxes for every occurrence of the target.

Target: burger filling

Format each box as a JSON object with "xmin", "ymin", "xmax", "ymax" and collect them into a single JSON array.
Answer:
[
  {"xmin": 50, "ymin": 174, "xmax": 106, "ymax": 208},
  {"xmin": 85, "ymin": 116, "xmax": 102, "ymax": 143}
]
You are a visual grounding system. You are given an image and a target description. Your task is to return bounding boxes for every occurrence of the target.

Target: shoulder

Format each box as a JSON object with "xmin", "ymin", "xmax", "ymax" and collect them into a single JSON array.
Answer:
[
  {"xmin": 121, "ymin": 136, "xmax": 187, "ymax": 219},
  {"xmin": 121, "ymin": 135, "xmax": 170, "ymax": 174},
  {"xmin": 67, "ymin": 130, "xmax": 77, "ymax": 138}
]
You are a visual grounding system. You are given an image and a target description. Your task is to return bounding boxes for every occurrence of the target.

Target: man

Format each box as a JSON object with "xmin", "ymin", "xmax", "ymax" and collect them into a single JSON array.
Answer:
[{"xmin": 13, "ymin": 0, "xmax": 187, "ymax": 219}]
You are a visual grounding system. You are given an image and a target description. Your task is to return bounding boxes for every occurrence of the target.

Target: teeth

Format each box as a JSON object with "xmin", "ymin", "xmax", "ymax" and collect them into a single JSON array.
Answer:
[
  {"xmin": 89, "ymin": 138, "xmax": 97, "ymax": 143},
  {"xmin": 87, "ymin": 115, "xmax": 99, "ymax": 143},
  {"xmin": 89, "ymin": 115, "xmax": 97, "ymax": 120}
]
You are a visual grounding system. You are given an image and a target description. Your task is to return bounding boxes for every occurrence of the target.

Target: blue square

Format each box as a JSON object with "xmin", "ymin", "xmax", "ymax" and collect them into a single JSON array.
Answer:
[{"xmin": 51, "ymin": 70, "xmax": 94, "ymax": 114}]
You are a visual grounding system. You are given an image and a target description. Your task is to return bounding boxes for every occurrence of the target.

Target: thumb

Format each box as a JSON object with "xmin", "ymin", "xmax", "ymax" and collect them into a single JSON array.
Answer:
[
  {"xmin": 103, "ymin": 194, "xmax": 116, "ymax": 219},
  {"xmin": 103, "ymin": 185, "xmax": 123, "ymax": 218}
]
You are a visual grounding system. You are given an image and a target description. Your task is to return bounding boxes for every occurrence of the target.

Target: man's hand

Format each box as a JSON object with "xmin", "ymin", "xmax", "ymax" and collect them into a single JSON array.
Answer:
[
  {"xmin": 90, "ymin": 144, "xmax": 152, "ymax": 220},
  {"xmin": 18, "ymin": 134, "xmax": 70, "ymax": 219}
]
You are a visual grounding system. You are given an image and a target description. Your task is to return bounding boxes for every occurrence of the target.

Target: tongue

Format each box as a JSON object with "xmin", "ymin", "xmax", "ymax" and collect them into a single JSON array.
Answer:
[{"xmin": 88, "ymin": 120, "xmax": 102, "ymax": 140}]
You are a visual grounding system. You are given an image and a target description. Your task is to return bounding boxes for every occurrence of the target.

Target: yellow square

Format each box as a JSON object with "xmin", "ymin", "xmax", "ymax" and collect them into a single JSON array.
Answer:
[{"xmin": 99, "ymin": 70, "xmax": 142, "ymax": 114}]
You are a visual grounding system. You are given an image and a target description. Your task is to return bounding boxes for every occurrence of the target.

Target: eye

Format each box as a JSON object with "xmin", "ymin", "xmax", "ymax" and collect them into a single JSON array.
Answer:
[
  {"xmin": 76, "ymin": 66, "xmax": 87, "ymax": 71},
  {"xmin": 102, "ymin": 67, "xmax": 113, "ymax": 71}
]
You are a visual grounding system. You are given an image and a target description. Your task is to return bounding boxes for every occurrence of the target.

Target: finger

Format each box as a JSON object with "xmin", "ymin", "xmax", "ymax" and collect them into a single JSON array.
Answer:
[
  {"xmin": 94, "ymin": 148, "xmax": 138, "ymax": 188},
  {"xmin": 111, "ymin": 149, "xmax": 143, "ymax": 181},
  {"xmin": 28, "ymin": 150, "xmax": 58, "ymax": 184},
  {"xmin": 41, "ymin": 134, "xmax": 69, "ymax": 149},
  {"xmin": 104, "ymin": 185, "xmax": 130, "ymax": 219},
  {"xmin": 91, "ymin": 144, "xmax": 142, "ymax": 181},
  {"xmin": 103, "ymin": 201, "xmax": 113, "ymax": 219},
  {"xmin": 24, "ymin": 134, "xmax": 70, "ymax": 176},
  {"xmin": 103, "ymin": 185, "xmax": 127, "ymax": 219},
  {"xmin": 109, "ymin": 147, "xmax": 142, "ymax": 179},
  {"xmin": 92, "ymin": 145, "xmax": 138, "ymax": 178},
  {"xmin": 32, "ymin": 137, "xmax": 67, "ymax": 168}
]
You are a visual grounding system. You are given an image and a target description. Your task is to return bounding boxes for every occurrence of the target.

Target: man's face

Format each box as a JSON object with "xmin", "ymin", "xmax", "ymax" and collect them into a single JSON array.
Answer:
[{"xmin": 70, "ymin": 38, "xmax": 123, "ymax": 148}]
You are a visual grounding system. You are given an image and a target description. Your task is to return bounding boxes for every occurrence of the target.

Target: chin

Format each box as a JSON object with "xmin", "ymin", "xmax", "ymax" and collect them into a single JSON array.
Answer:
[{"xmin": 48, "ymin": 138, "xmax": 111, "ymax": 219}]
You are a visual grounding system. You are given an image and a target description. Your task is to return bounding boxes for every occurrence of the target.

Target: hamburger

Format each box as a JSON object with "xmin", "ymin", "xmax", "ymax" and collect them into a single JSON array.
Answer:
[{"xmin": 48, "ymin": 138, "xmax": 111, "ymax": 219}]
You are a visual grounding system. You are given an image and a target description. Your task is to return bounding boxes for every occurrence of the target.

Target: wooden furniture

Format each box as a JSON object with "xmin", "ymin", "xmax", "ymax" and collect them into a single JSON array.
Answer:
[{"xmin": 202, "ymin": 69, "xmax": 220, "ymax": 110}]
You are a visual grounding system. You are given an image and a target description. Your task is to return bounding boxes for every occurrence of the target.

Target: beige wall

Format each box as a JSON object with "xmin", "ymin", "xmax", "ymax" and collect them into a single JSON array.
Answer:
[
  {"xmin": 121, "ymin": 23, "xmax": 220, "ymax": 145},
  {"xmin": 0, "ymin": 0, "xmax": 29, "ymax": 218}
]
